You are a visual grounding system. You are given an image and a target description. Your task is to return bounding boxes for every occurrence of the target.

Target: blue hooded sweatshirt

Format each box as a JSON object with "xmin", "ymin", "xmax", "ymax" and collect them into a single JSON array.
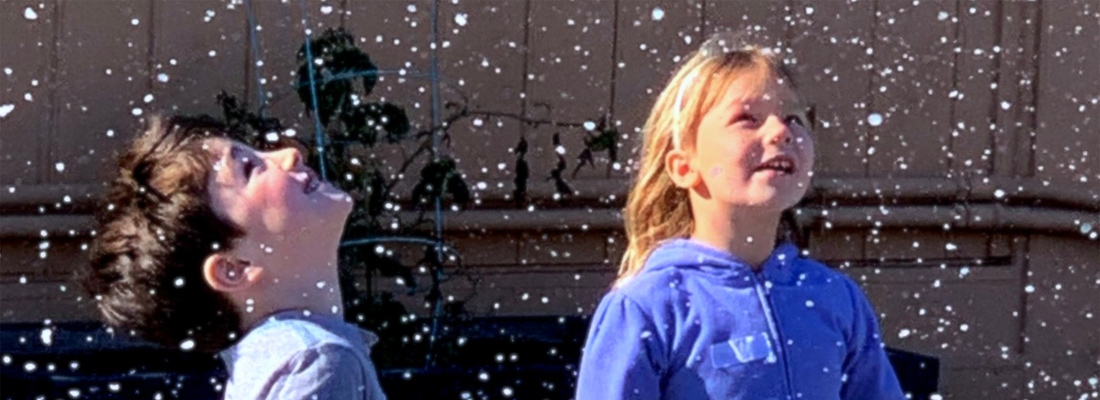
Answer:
[{"xmin": 576, "ymin": 239, "xmax": 904, "ymax": 400}]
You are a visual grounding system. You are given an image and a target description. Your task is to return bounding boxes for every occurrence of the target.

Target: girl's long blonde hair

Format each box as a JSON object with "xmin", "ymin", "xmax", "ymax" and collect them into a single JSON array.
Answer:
[{"xmin": 616, "ymin": 33, "xmax": 797, "ymax": 285}]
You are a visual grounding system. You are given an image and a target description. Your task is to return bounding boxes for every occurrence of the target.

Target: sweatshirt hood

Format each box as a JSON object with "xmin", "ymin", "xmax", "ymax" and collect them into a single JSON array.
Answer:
[{"xmin": 641, "ymin": 238, "xmax": 800, "ymax": 284}]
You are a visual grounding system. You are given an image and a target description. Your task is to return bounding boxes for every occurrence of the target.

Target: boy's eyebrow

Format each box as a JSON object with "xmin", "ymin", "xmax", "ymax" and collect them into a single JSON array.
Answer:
[{"xmin": 215, "ymin": 144, "xmax": 240, "ymax": 184}]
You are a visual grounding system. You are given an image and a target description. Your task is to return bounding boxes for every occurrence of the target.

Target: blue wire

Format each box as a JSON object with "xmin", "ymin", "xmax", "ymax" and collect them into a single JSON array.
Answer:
[
  {"xmin": 342, "ymin": 236, "xmax": 456, "ymax": 253},
  {"xmin": 298, "ymin": 0, "xmax": 329, "ymax": 181},
  {"xmin": 245, "ymin": 0, "xmax": 266, "ymax": 118}
]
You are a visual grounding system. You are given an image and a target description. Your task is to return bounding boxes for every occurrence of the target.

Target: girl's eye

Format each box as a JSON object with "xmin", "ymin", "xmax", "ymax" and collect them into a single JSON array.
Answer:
[{"xmin": 734, "ymin": 114, "xmax": 760, "ymax": 126}]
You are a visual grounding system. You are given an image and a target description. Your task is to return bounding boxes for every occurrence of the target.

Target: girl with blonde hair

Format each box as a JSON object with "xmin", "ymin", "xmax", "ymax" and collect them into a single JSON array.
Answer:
[{"xmin": 575, "ymin": 33, "xmax": 904, "ymax": 399}]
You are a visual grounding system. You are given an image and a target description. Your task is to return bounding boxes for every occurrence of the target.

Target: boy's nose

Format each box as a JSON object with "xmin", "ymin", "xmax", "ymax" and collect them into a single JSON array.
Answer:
[{"xmin": 270, "ymin": 147, "xmax": 304, "ymax": 170}]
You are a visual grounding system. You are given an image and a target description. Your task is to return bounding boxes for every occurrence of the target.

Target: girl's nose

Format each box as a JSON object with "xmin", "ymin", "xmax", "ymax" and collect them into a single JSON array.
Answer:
[{"xmin": 765, "ymin": 115, "xmax": 793, "ymax": 145}]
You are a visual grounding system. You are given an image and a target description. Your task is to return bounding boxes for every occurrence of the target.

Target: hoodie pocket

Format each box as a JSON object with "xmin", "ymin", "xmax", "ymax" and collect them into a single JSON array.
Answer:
[{"xmin": 709, "ymin": 332, "xmax": 776, "ymax": 369}]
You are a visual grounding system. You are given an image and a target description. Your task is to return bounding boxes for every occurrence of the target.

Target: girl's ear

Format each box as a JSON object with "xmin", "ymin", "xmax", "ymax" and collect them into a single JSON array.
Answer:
[
  {"xmin": 202, "ymin": 253, "xmax": 264, "ymax": 293},
  {"xmin": 665, "ymin": 148, "xmax": 701, "ymax": 189}
]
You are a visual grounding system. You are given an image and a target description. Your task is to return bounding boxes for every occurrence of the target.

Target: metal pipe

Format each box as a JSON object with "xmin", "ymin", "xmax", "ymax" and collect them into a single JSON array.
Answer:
[
  {"xmin": 4, "ymin": 177, "xmax": 1096, "ymax": 214},
  {"xmin": 2, "ymin": 203, "xmax": 1095, "ymax": 239}
]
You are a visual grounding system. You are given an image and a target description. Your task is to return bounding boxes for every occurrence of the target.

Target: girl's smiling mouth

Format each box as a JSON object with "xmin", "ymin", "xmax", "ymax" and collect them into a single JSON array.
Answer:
[{"xmin": 753, "ymin": 154, "xmax": 797, "ymax": 175}]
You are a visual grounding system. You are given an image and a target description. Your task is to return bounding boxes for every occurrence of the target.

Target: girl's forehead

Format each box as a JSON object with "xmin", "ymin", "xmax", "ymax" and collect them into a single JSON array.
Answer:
[{"xmin": 717, "ymin": 72, "xmax": 800, "ymax": 107}]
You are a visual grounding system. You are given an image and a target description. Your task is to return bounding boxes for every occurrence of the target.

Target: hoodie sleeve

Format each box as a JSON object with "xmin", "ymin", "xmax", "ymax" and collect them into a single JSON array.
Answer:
[
  {"xmin": 575, "ymin": 291, "xmax": 666, "ymax": 400},
  {"xmin": 839, "ymin": 279, "xmax": 905, "ymax": 400}
]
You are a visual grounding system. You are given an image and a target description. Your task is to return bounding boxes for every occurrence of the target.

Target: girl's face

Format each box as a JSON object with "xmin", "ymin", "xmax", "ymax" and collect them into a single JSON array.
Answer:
[
  {"xmin": 205, "ymin": 138, "xmax": 352, "ymax": 247},
  {"xmin": 685, "ymin": 72, "xmax": 814, "ymax": 212}
]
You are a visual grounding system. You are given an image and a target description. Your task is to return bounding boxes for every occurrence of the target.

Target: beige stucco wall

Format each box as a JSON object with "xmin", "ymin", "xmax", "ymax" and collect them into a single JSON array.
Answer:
[{"xmin": 1, "ymin": 0, "xmax": 1096, "ymax": 398}]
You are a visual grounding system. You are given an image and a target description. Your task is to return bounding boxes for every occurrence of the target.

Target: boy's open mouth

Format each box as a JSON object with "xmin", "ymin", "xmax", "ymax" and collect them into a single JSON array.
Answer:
[
  {"xmin": 303, "ymin": 169, "xmax": 322, "ymax": 194},
  {"xmin": 753, "ymin": 155, "xmax": 797, "ymax": 175}
]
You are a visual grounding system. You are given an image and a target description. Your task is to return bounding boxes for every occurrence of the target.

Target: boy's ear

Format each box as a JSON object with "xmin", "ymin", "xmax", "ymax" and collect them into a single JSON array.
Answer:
[
  {"xmin": 665, "ymin": 148, "xmax": 700, "ymax": 189},
  {"xmin": 202, "ymin": 253, "xmax": 264, "ymax": 293}
]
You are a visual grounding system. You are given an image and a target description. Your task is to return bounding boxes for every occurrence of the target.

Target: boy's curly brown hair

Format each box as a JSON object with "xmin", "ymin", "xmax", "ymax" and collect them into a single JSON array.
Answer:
[{"xmin": 85, "ymin": 115, "xmax": 245, "ymax": 353}]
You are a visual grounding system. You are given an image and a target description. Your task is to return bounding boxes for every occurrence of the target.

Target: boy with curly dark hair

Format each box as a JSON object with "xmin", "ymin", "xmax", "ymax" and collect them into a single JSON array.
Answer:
[{"xmin": 85, "ymin": 115, "xmax": 386, "ymax": 399}]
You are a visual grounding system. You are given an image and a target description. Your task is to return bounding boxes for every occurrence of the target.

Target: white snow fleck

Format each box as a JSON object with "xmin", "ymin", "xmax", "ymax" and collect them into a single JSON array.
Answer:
[
  {"xmin": 143, "ymin": 94, "xmax": 154, "ymax": 103},
  {"xmin": 24, "ymin": 7, "xmax": 38, "ymax": 21},
  {"xmin": 407, "ymin": 4, "xmax": 417, "ymax": 13},
  {"xmin": 454, "ymin": 13, "xmax": 468, "ymax": 26},
  {"xmin": 156, "ymin": 73, "xmax": 169, "ymax": 83},
  {"xmin": 1024, "ymin": 284, "xmax": 1035, "ymax": 293},
  {"xmin": 40, "ymin": 328, "xmax": 53, "ymax": 346},
  {"xmin": 180, "ymin": 339, "xmax": 196, "ymax": 351},
  {"xmin": 805, "ymin": 6, "xmax": 814, "ymax": 15},
  {"xmin": 994, "ymin": 189, "xmax": 1005, "ymax": 199},
  {"xmin": 131, "ymin": 107, "xmax": 143, "ymax": 116},
  {"xmin": 651, "ymin": 7, "xmax": 665, "ymax": 21},
  {"xmin": 131, "ymin": 18, "xmax": 139, "ymax": 26},
  {"xmin": 265, "ymin": 132, "xmax": 279, "ymax": 142},
  {"xmin": 55, "ymin": 162, "xmax": 65, "ymax": 172},
  {"xmin": 583, "ymin": 121, "xmax": 597, "ymax": 131},
  {"xmin": 320, "ymin": 5, "xmax": 333, "ymax": 15},
  {"xmin": 0, "ymin": 104, "xmax": 14, "ymax": 118},
  {"xmin": 898, "ymin": 329, "xmax": 911, "ymax": 338},
  {"xmin": 867, "ymin": 113, "xmax": 884, "ymax": 127},
  {"xmin": 937, "ymin": 11, "xmax": 949, "ymax": 21}
]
